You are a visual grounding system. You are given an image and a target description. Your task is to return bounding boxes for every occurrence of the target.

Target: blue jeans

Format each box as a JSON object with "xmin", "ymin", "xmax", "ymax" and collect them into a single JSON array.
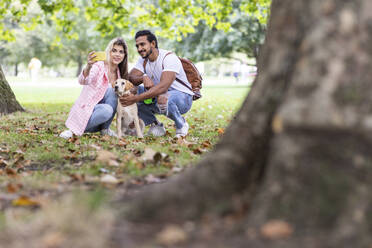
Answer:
[
  {"xmin": 85, "ymin": 87, "xmax": 117, "ymax": 133},
  {"xmin": 137, "ymin": 85, "xmax": 193, "ymax": 129}
]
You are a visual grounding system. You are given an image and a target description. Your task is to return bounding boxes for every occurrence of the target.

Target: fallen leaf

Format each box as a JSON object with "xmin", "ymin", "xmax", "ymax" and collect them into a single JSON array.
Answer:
[
  {"xmin": 42, "ymin": 232, "xmax": 65, "ymax": 248},
  {"xmin": 100, "ymin": 174, "xmax": 119, "ymax": 184},
  {"xmin": 99, "ymin": 168, "xmax": 110, "ymax": 174},
  {"xmin": 260, "ymin": 220, "xmax": 293, "ymax": 240},
  {"xmin": 96, "ymin": 150, "xmax": 119, "ymax": 166},
  {"xmin": 68, "ymin": 173, "xmax": 85, "ymax": 182},
  {"xmin": 172, "ymin": 167, "xmax": 183, "ymax": 173},
  {"xmin": 216, "ymin": 128, "xmax": 225, "ymax": 134},
  {"xmin": 7, "ymin": 182, "xmax": 23, "ymax": 193},
  {"xmin": 131, "ymin": 179, "xmax": 144, "ymax": 185},
  {"xmin": 193, "ymin": 147, "xmax": 205, "ymax": 155},
  {"xmin": 12, "ymin": 195, "xmax": 41, "ymax": 207},
  {"xmin": 0, "ymin": 157, "xmax": 9, "ymax": 167},
  {"xmin": 117, "ymin": 140, "xmax": 128, "ymax": 148},
  {"xmin": 176, "ymin": 137, "xmax": 194, "ymax": 146},
  {"xmin": 141, "ymin": 148, "xmax": 157, "ymax": 162},
  {"xmin": 156, "ymin": 225, "xmax": 188, "ymax": 246},
  {"xmin": 132, "ymin": 149, "xmax": 142, "ymax": 157},
  {"xmin": 5, "ymin": 167, "xmax": 17, "ymax": 176},
  {"xmin": 89, "ymin": 144, "xmax": 102, "ymax": 150},
  {"xmin": 201, "ymin": 141, "xmax": 212, "ymax": 148},
  {"xmin": 141, "ymin": 148, "xmax": 169, "ymax": 164},
  {"xmin": 145, "ymin": 174, "xmax": 164, "ymax": 184},
  {"xmin": 68, "ymin": 148, "xmax": 76, "ymax": 153}
]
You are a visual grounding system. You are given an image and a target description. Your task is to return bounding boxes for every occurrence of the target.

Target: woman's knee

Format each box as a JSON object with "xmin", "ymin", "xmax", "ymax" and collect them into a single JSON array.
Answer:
[
  {"xmin": 100, "ymin": 104, "xmax": 114, "ymax": 121},
  {"xmin": 106, "ymin": 89, "xmax": 118, "ymax": 108}
]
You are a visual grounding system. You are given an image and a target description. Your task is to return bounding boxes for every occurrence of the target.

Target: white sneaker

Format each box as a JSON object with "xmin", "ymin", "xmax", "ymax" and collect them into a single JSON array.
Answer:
[
  {"xmin": 59, "ymin": 130, "xmax": 73, "ymax": 139},
  {"xmin": 175, "ymin": 122, "xmax": 189, "ymax": 138},
  {"xmin": 101, "ymin": 128, "xmax": 118, "ymax": 137},
  {"xmin": 147, "ymin": 123, "xmax": 166, "ymax": 137}
]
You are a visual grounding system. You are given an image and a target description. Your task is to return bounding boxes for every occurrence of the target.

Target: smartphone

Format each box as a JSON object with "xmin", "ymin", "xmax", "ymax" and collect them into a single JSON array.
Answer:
[{"xmin": 93, "ymin": 51, "xmax": 106, "ymax": 61}]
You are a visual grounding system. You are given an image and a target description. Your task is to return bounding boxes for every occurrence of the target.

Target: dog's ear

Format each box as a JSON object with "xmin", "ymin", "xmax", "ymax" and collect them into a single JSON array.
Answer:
[{"xmin": 124, "ymin": 81, "xmax": 134, "ymax": 91}]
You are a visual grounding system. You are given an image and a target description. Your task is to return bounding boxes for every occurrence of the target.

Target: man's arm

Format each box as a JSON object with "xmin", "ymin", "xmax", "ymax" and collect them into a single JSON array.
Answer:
[
  {"xmin": 120, "ymin": 71, "xmax": 176, "ymax": 106},
  {"xmin": 128, "ymin": 68, "xmax": 145, "ymax": 86}
]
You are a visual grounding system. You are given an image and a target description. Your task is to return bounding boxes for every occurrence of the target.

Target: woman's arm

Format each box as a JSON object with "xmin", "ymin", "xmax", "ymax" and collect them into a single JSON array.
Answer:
[{"xmin": 78, "ymin": 51, "xmax": 98, "ymax": 85}]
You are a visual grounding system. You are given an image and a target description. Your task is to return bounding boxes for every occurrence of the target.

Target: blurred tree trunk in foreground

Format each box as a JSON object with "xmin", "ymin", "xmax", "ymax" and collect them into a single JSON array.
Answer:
[
  {"xmin": 0, "ymin": 65, "xmax": 24, "ymax": 115},
  {"xmin": 122, "ymin": 0, "xmax": 372, "ymax": 246}
]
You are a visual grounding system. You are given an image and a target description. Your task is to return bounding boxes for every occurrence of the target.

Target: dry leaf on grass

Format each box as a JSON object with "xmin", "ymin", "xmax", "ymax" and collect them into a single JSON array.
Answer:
[
  {"xmin": 68, "ymin": 173, "xmax": 85, "ymax": 182},
  {"xmin": 145, "ymin": 174, "xmax": 163, "ymax": 184},
  {"xmin": 6, "ymin": 182, "xmax": 23, "ymax": 193},
  {"xmin": 96, "ymin": 150, "xmax": 119, "ymax": 166},
  {"xmin": 100, "ymin": 174, "xmax": 119, "ymax": 184},
  {"xmin": 260, "ymin": 220, "xmax": 293, "ymax": 240},
  {"xmin": 171, "ymin": 167, "xmax": 183, "ymax": 173},
  {"xmin": 176, "ymin": 137, "xmax": 195, "ymax": 146},
  {"xmin": 156, "ymin": 225, "xmax": 188, "ymax": 246},
  {"xmin": 89, "ymin": 144, "xmax": 102, "ymax": 150},
  {"xmin": 216, "ymin": 128, "xmax": 225, "ymax": 134},
  {"xmin": 42, "ymin": 232, "xmax": 65, "ymax": 248},
  {"xmin": 141, "ymin": 148, "xmax": 157, "ymax": 162},
  {"xmin": 201, "ymin": 141, "xmax": 212, "ymax": 148},
  {"xmin": 193, "ymin": 147, "xmax": 207, "ymax": 155},
  {"xmin": 0, "ymin": 157, "xmax": 9, "ymax": 167},
  {"xmin": 5, "ymin": 167, "xmax": 17, "ymax": 176},
  {"xmin": 12, "ymin": 195, "xmax": 41, "ymax": 207},
  {"xmin": 141, "ymin": 148, "xmax": 169, "ymax": 164}
]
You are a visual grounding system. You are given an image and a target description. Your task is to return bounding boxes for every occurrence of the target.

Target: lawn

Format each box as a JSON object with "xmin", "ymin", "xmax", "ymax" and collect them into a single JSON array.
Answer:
[{"xmin": 0, "ymin": 80, "xmax": 249, "ymax": 246}]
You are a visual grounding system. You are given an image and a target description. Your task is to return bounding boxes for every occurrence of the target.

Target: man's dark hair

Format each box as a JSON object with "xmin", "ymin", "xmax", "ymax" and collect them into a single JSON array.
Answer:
[{"xmin": 135, "ymin": 30, "xmax": 158, "ymax": 48}]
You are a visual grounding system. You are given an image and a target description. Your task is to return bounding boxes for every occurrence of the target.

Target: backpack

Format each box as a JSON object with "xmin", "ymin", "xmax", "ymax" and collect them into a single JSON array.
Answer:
[{"xmin": 143, "ymin": 52, "xmax": 202, "ymax": 100}]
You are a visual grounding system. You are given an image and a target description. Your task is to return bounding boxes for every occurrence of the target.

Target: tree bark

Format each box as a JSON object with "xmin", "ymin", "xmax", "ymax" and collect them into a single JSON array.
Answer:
[
  {"xmin": 76, "ymin": 55, "xmax": 83, "ymax": 77},
  {"xmin": 0, "ymin": 65, "xmax": 24, "ymax": 115},
  {"xmin": 14, "ymin": 63, "xmax": 18, "ymax": 76},
  {"xmin": 118, "ymin": 0, "xmax": 371, "ymax": 246}
]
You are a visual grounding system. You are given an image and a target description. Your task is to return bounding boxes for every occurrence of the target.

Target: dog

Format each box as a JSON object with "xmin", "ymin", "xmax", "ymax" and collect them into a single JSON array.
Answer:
[{"xmin": 114, "ymin": 79, "xmax": 144, "ymax": 138}]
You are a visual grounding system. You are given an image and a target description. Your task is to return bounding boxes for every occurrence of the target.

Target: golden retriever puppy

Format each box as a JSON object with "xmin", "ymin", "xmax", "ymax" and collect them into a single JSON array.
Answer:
[{"xmin": 114, "ymin": 79, "xmax": 144, "ymax": 138}]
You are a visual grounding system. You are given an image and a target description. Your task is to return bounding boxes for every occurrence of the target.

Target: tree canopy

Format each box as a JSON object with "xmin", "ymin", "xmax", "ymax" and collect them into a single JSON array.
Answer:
[{"xmin": 1, "ymin": 0, "xmax": 270, "ymax": 42}]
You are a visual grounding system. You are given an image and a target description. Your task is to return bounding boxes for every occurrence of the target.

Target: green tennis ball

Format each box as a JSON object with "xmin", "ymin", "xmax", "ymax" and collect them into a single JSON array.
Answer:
[{"xmin": 144, "ymin": 98, "xmax": 153, "ymax": 104}]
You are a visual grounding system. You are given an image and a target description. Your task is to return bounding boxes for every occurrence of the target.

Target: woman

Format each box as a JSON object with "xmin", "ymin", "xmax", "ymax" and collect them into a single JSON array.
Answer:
[{"xmin": 59, "ymin": 37, "xmax": 128, "ymax": 139}]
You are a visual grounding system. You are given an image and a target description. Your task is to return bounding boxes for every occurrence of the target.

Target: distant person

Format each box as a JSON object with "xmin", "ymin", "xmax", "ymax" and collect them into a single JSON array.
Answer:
[
  {"xmin": 232, "ymin": 61, "xmax": 241, "ymax": 83},
  {"xmin": 28, "ymin": 57, "xmax": 42, "ymax": 83},
  {"xmin": 59, "ymin": 37, "xmax": 128, "ymax": 139},
  {"xmin": 120, "ymin": 30, "xmax": 194, "ymax": 138}
]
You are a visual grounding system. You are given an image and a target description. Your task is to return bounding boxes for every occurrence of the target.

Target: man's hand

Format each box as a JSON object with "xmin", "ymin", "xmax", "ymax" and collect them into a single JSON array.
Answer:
[
  {"xmin": 143, "ymin": 75, "xmax": 154, "ymax": 90},
  {"xmin": 120, "ymin": 94, "xmax": 138, "ymax": 107}
]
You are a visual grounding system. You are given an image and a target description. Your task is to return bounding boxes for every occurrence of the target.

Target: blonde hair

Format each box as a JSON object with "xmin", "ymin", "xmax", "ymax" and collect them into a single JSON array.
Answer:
[{"xmin": 105, "ymin": 37, "xmax": 128, "ymax": 80}]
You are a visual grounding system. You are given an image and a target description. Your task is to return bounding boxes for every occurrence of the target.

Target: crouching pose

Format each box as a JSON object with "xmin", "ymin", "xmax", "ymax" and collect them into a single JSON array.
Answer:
[
  {"xmin": 120, "ymin": 30, "xmax": 194, "ymax": 138},
  {"xmin": 59, "ymin": 37, "xmax": 129, "ymax": 139}
]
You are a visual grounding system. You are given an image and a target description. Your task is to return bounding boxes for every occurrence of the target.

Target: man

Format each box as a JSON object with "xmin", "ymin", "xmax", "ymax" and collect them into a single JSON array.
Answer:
[{"xmin": 120, "ymin": 30, "xmax": 194, "ymax": 138}]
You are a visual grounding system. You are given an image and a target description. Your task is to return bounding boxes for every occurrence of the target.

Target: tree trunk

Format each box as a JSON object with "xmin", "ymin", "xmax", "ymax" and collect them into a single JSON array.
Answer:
[
  {"xmin": 118, "ymin": 0, "xmax": 372, "ymax": 246},
  {"xmin": 0, "ymin": 65, "xmax": 24, "ymax": 115},
  {"xmin": 14, "ymin": 63, "xmax": 18, "ymax": 76},
  {"xmin": 76, "ymin": 55, "xmax": 83, "ymax": 77}
]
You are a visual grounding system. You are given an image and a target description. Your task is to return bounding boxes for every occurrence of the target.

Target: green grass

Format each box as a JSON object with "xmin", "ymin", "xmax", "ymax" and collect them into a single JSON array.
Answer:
[
  {"xmin": 1, "ymin": 84, "xmax": 249, "ymax": 178},
  {"xmin": 0, "ymin": 82, "xmax": 249, "ymax": 235}
]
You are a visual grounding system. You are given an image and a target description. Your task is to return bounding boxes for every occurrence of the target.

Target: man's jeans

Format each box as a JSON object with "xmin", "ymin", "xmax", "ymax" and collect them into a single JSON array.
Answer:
[
  {"xmin": 137, "ymin": 85, "xmax": 192, "ymax": 129},
  {"xmin": 85, "ymin": 87, "xmax": 117, "ymax": 133}
]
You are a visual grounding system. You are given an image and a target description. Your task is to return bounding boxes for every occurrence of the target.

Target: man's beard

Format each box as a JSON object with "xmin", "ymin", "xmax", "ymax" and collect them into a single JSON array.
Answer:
[{"xmin": 142, "ymin": 48, "xmax": 153, "ymax": 59}]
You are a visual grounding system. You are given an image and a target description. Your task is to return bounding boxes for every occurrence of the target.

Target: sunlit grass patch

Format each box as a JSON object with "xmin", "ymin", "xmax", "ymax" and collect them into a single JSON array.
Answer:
[{"xmin": 0, "ymin": 84, "xmax": 249, "ymax": 236}]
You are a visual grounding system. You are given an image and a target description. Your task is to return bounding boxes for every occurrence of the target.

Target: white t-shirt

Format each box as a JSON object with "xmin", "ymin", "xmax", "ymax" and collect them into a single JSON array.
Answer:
[{"xmin": 134, "ymin": 49, "xmax": 194, "ymax": 96}]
